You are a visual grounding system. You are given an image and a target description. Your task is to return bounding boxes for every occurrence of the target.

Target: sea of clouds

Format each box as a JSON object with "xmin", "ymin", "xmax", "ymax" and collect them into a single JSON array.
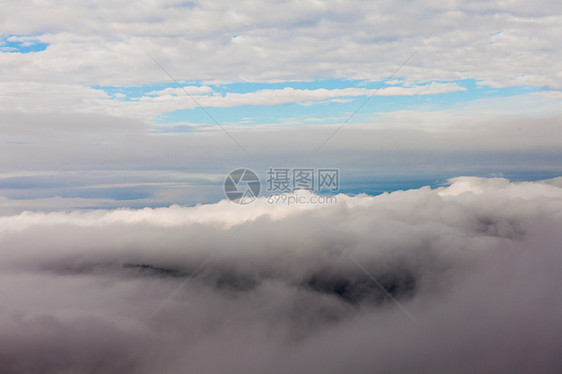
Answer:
[{"xmin": 0, "ymin": 176, "xmax": 561, "ymax": 373}]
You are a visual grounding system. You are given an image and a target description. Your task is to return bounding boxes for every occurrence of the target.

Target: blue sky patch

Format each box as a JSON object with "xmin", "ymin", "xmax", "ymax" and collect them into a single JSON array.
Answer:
[
  {"xmin": 92, "ymin": 79, "xmax": 544, "ymax": 130},
  {"xmin": 0, "ymin": 35, "xmax": 49, "ymax": 53}
]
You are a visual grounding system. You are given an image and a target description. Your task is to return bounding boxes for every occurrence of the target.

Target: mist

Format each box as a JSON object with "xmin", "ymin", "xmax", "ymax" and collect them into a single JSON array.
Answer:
[{"xmin": 0, "ymin": 177, "xmax": 560, "ymax": 373}]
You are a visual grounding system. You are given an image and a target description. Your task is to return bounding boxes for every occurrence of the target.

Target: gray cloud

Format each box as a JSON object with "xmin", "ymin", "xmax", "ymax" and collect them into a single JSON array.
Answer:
[
  {"xmin": 0, "ymin": 177, "xmax": 561, "ymax": 373},
  {"xmin": 1, "ymin": 111, "xmax": 561, "ymax": 212}
]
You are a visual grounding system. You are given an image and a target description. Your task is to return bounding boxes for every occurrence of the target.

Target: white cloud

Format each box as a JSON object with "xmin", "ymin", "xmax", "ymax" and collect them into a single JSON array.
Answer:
[
  {"xmin": 0, "ymin": 81, "xmax": 465, "ymax": 119},
  {"xmin": 0, "ymin": 177, "xmax": 561, "ymax": 373},
  {"xmin": 146, "ymin": 85, "xmax": 214, "ymax": 96},
  {"xmin": 0, "ymin": 0, "xmax": 559, "ymax": 135},
  {"xmin": 138, "ymin": 83, "xmax": 465, "ymax": 109},
  {"xmin": 0, "ymin": 0, "xmax": 561, "ymax": 88}
]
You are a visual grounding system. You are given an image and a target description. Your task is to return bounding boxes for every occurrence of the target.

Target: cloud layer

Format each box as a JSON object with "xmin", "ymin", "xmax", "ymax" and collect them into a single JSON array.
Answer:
[
  {"xmin": 2, "ymin": 0, "xmax": 561, "ymax": 87},
  {"xmin": 1, "ymin": 0, "xmax": 561, "ymax": 124},
  {"xmin": 1, "ymin": 110, "xmax": 561, "ymax": 212},
  {"xmin": 2, "ymin": 2, "xmax": 561, "ymax": 372},
  {"xmin": 0, "ymin": 177, "xmax": 561, "ymax": 373}
]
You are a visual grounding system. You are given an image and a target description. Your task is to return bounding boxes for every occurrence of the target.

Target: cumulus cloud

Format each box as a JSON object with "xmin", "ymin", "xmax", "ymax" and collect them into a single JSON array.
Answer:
[
  {"xmin": 0, "ymin": 177, "xmax": 561, "ymax": 373},
  {"xmin": 1, "ymin": 0, "xmax": 561, "ymax": 88}
]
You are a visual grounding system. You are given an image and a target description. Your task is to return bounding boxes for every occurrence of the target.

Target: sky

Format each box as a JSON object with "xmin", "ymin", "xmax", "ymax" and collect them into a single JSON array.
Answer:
[
  {"xmin": 1, "ymin": 1, "xmax": 562, "ymax": 373},
  {"xmin": 0, "ymin": 0, "xmax": 561, "ymax": 211}
]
